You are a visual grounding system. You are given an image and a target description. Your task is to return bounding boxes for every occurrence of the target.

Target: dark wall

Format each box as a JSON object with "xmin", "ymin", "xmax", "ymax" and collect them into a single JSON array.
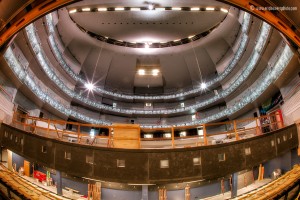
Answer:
[
  {"xmin": 0, "ymin": 123, "xmax": 298, "ymax": 184},
  {"xmin": 35, "ymin": 165, "xmax": 88, "ymax": 196},
  {"xmin": 12, "ymin": 152, "xmax": 25, "ymax": 171}
]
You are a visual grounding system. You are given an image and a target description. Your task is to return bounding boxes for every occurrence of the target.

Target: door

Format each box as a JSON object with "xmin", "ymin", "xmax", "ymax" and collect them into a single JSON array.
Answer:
[{"xmin": 24, "ymin": 160, "xmax": 30, "ymax": 176}]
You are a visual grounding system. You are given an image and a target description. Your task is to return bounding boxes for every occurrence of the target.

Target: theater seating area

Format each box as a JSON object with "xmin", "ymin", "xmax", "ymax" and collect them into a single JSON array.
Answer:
[
  {"xmin": 0, "ymin": 164, "xmax": 66, "ymax": 200},
  {"xmin": 236, "ymin": 165, "xmax": 300, "ymax": 199}
]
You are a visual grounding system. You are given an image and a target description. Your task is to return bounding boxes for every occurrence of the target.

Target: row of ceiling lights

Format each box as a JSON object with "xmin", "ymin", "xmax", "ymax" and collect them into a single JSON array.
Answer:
[
  {"xmin": 69, "ymin": 6, "xmax": 229, "ymax": 14},
  {"xmin": 137, "ymin": 69, "xmax": 159, "ymax": 76}
]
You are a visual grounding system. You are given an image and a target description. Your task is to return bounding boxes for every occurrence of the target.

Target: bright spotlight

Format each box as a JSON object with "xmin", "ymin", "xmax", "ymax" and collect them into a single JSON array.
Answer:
[
  {"xmin": 85, "ymin": 82, "xmax": 95, "ymax": 90},
  {"xmin": 200, "ymin": 82, "xmax": 207, "ymax": 89}
]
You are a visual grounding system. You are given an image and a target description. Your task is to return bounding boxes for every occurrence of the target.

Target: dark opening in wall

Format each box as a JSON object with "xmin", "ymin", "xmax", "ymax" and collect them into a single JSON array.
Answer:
[
  {"xmin": 42, "ymin": 146, "xmax": 47, "ymax": 153},
  {"xmin": 117, "ymin": 159, "xmax": 125, "ymax": 168},
  {"xmin": 65, "ymin": 152, "xmax": 71, "ymax": 160}
]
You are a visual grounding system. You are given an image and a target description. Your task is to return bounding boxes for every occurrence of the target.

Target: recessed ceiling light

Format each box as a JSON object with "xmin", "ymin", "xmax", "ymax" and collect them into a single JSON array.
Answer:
[
  {"xmin": 221, "ymin": 8, "xmax": 229, "ymax": 13},
  {"xmin": 115, "ymin": 7, "xmax": 125, "ymax": 11},
  {"xmin": 200, "ymin": 82, "xmax": 207, "ymax": 89},
  {"xmin": 152, "ymin": 69, "xmax": 159, "ymax": 76},
  {"xmin": 82, "ymin": 8, "xmax": 91, "ymax": 12},
  {"xmin": 172, "ymin": 7, "xmax": 182, "ymax": 11},
  {"xmin": 148, "ymin": 4, "xmax": 154, "ymax": 10},
  {"xmin": 138, "ymin": 69, "xmax": 145, "ymax": 75},
  {"xmin": 131, "ymin": 8, "xmax": 141, "ymax": 11},
  {"xmin": 206, "ymin": 7, "xmax": 215, "ymax": 11},
  {"xmin": 69, "ymin": 9, "xmax": 77, "ymax": 14},
  {"xmin": 155, "ymin": 8, "xmax": 165, "ymax": 11},
  {"xmin": 98, "ymin": 8, "xmax": 107, "ymax": 11},
  {"xmin": 85, "ymin": 82, "xmax": 94, "ymax": 90},
  {"xmin": 191, "ymin": 7, "xmax": 200, "ymax": 11}
]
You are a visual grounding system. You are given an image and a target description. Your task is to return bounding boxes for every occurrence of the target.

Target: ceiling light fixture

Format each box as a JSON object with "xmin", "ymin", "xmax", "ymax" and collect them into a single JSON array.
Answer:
[
  {"xmin": 138, "ymin": 69, "xmax": 145, "ymax": 75},
  {"xmin": 131, "ymin": 7, "xmax": 141, "ymax": 11},
  {"xmin": 155, "ymin": 8, "xmax": 165, "ymax": 11},
  {"xmin": 206, "ymin": 7, "xmax": 215, "ymax": 11},
  {"xmin": 190, "ymin": 7, "xmax": 200, "ymax": 11},
  {"xmin": 152, "ymin": 69, "xmax": 159, "ymax": 76},
  {"xmin": 172, "ymin": 7, "xmax": 182, "ymax": 11},
  {"xmin": 98, "ymin": 8, "xmax": 107, "ymax": 11},
  {"xmin": 82, "ymin": 8, "xmax": 91, "ymax": 12},
  {"xmin": 148, "ymin": 4, "xmax": 154, "ymax": 10},
  {"xmin": 221, "ymin": 8, "xmax": 229, "ymax": 13},
  {"xmin": 115, "ymin": 7, "xmax": 125, "ymax": 11},
  {"xmin": 188, "ymin": 35, "xmax": 195, "ymax": 39},
  {"xmin": 144, "ymin": 43, "xmax": 150, "ymax": 48},
  {"xmin": 85, "ymin": 82, "xmax": 95, "ymax": 91},
  {"xmin": 69, "ymin": 9, "xmax": 77, "ymax": 14},
  {"xmin": 173, "ymin": 39, "xmax": 181, "ymax": 42},
  {"xmin": 201, "ymin": 82, "xmax": 207, "ymax": 89}
]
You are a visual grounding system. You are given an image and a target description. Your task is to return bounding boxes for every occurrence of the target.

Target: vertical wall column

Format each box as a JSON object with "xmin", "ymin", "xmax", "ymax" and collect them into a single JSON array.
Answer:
[
  {"xmin": 185, "ymin": 184, "xmax": 190, "ymax": 200},
  {"xmin": 158, "ymin": 188, "xmax": 167, "ymax": 200},
  {"xmin": 231, "ymin": 172, "xmax": 238, "ymax": 198},
  {"xmin": 7, "ymin": 150, "xmax": 12, "ymax": 171},
  {"xmin": 142, "ymin": 185, "xmax": 148, "ymax": 200},
  {"xmin": 56, "ymin": 171, "xmax": 63, "ymax": 195}
]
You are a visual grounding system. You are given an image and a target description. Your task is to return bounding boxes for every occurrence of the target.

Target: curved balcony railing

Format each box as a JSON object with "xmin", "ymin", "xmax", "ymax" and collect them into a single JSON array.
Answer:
[
  {"xmin": 4, "ymin": 37, "xmax": 293, "ymax": 127},
  {"xmin": 45, "ymin": 12, "xmax": 251, "ymax": 100},
  {"xmin": 25, "ymin": 20, "xmax": 270, "ymax": 115},
  {"xmin": 11, "ymin": 111, "xmax": 284, "ymax": 149}
]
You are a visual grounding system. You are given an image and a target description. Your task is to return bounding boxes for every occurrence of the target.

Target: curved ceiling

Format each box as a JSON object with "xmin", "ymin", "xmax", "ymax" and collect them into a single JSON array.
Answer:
[
  {"xmin": 55, "ymin": 3, "xmax": 241, "ymax": 93},
  {"xmin": 1, "ymin": 0, "xmax": 298, "ymax": 127},
  {"xmin": 70, "ymin": 9, "xmax": 227, "ymax": 43}
]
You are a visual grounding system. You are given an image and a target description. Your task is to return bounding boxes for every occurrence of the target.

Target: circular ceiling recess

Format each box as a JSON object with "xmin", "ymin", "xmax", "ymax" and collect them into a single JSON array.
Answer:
[{"xmin": 68, "ymin": 5, "xmax": 229, "ymax": 48}]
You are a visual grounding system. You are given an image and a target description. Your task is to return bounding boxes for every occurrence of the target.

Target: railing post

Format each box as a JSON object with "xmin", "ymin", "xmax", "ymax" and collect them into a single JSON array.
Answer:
[
  {"xmin": 234, "ymin": 120, "xmax": 239, "ymax": 140},
  {"xmin": 23, "ymin": 114, "xmax": 28, "ymax": 131},
  {"xmin": 203, "ymin": 124, "xmax": 207, "ymax": 145},
  {"xmin": 255, "ymin": 118, "xmax": 261, "ymax": 135},
  {"xmin": 171, "ymin": 127, "xmax": 175, "ymax": 148},
  {"xmin": 47, "ymin": 119, "xmax": 50, "ymax": 137},
  {"xmin": 107, "ymin": 127, "xmax": 112, "ymax": 148},
  {"xmin": 139, "ymin": 126, "xmax": 141, "ymax": 149},
  {"xmin": 77, "ymin": 124, "xmax": 80, "ymax": 144}
]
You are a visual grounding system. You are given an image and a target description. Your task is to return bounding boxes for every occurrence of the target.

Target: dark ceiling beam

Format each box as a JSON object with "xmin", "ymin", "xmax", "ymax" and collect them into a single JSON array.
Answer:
[
  {"xmin": 0, "ymin": 0, "xmax": 79, "ymax": 48},
  {"xmin": 0, "ymin": 0, "xmax": 299, "ymax": 48}
]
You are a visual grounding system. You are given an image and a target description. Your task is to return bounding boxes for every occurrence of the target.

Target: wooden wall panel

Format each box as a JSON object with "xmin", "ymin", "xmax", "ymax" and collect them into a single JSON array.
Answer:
[{"xmin": 113, "ymin": 124, "xmax": 140, "ymax": 149}]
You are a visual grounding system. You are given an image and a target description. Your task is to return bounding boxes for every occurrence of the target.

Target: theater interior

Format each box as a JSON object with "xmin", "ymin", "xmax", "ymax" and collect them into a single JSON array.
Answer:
[{"xmin": 0, "ymin": 0, "xmax": 300, "ymax": 199}]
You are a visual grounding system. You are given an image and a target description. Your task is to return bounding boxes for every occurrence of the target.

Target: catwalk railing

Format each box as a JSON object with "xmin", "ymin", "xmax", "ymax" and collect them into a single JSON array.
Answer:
[{"xmin": 11, "ymin": 111, "xmax": 284, "ymax": 149}]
